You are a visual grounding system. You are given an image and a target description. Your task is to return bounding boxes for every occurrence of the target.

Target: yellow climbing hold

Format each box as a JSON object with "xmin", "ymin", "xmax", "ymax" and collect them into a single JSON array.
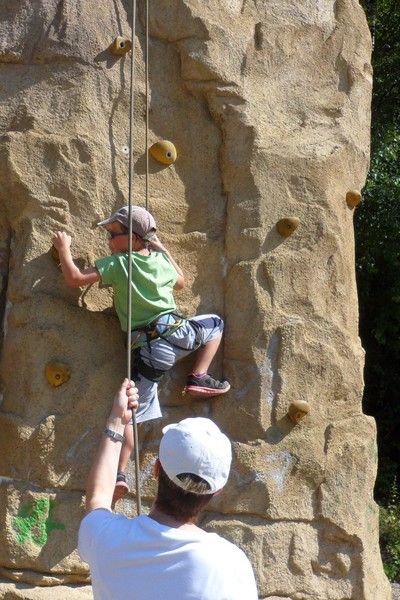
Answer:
[
  {"xmin": 46, "ymin": 363, "xmax": 70, "ymax": 388},
  {"xmin": 149, "ymin": 140, "xmax": 177, "ymax": 165},
  {"xmin": 110, "ymin": 36, "xmax": 132, "ymax": 56},
  {"xmin": 288, "ymin": 400, "xmax": 310, "ymax": 424},
  {"xmin": 346, "ymin": 189, "xmax": 362, "ymax": 208},
  {"xmin": 277, "ymin": 217, "xmax": 300, "ymax": 237}
]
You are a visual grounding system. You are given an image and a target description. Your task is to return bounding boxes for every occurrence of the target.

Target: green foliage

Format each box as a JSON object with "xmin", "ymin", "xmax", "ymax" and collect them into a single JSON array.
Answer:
[
  {"xmin": 355, "ymin": 0, "xmax": 400, "ymax": 501},
  {"xmin": 379, "ymin": 478, "xmax": 400, "ymax": 581},
  {"xmin": 355, "ymin": 135, "xmax": 400, "ymax": 500},
  {"xmin": 357, "ymin": 4, "xmax": 400, "ymax": 581},
  {"xmin": 360, "ymin": 0, "xmax": 400, "ymax": 146}
]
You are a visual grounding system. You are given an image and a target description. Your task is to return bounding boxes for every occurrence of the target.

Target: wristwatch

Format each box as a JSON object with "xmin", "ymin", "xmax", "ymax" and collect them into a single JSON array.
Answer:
[{"xmin": 103, "ymin": 428, "xmax": 125, "ymax": 443}]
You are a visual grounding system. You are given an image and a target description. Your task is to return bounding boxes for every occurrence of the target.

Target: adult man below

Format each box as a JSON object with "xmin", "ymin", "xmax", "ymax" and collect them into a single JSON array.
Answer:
[{"xmin": 78, "ymin": 379, "xmax": 258, "ymax": 599}]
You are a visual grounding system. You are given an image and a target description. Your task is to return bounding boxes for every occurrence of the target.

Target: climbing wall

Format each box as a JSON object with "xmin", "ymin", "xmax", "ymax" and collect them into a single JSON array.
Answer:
[{"xmin": 0, "ymin": 0, "xmax": 391, "ymax": 598}]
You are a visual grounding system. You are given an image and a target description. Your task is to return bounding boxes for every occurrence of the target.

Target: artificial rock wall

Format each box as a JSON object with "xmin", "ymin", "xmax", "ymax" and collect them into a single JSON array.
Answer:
[{"xmin": 0, "ymin": 1, "xmax": 391, "ymax": 599}]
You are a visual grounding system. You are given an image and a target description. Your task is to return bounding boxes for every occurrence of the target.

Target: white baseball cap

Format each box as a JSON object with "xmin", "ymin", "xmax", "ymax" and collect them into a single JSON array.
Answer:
[{"xmin": 159, "ymin": 418, "xmax": 232, "ymax": 495}]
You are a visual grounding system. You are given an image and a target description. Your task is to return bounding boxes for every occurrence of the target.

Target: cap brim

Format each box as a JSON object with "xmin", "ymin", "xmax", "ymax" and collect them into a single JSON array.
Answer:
[{"xmin": 97, "ymin": 217, "xmax": 114, "ymax": 227}]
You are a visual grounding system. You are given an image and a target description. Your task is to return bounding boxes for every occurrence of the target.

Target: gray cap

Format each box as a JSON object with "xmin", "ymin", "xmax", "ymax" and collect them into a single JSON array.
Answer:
[{"xmin": 97, "ymin": 206, "xmax": 157, "ymax": 241}]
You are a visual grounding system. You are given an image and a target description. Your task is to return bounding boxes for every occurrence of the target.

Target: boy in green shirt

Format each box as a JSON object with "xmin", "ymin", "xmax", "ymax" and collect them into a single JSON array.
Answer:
[{"xmin": 52, "ymin": 206, "xmax": 230, "ymax": 503}]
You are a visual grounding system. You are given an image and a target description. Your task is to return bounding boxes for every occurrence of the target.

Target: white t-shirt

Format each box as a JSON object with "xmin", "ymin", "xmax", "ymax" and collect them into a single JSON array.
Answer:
[{"xmin": 78, "ymin": 511, "xmax": 258, "ymax": 600}]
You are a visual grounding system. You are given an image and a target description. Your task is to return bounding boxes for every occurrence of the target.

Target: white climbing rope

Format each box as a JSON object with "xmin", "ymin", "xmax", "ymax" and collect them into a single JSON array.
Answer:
[
  {"xmin": 126, "ymin": 0, "xmax": 142, "ymax": 516},
  {"xmin": 145, "ymin": 0, "xmax": 149, "ymax": 212}
]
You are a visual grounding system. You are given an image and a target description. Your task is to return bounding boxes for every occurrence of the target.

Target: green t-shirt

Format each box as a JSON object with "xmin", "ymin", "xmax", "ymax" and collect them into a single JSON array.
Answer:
[{"xmin": 95, "ymin": 252, "xmax": 178, "ymax": 331}]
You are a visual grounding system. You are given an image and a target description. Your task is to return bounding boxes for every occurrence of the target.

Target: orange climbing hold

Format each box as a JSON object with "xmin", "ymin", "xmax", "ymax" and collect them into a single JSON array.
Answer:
[
  {"xmin": 346, "ymin": 189, "xmax": 362, "ymax": 208},
  {"xmin": 277, "ymin": 217, "xmax": 300, "ymax": 237},
  {"xmin": 149, "ymin": 140, "xmax": 177, "ymax": 165},
  {"xmin": 45, "ymin": 363, "xmax": 70, "ymax": 388}
]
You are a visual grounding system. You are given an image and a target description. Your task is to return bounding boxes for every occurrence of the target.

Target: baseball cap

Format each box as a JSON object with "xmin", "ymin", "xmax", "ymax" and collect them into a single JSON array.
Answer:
[
  {"xmin": 97, "ymin": 206, "xmax": 157, "ymax": 241},
  {"xmin": 159, "ymin": 418, "xmax": 232, "ymax": 494}
]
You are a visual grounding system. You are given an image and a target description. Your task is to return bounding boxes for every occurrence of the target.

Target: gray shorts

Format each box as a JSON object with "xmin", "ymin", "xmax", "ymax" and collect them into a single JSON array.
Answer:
[{"xmin": 131, "ymin": 314, "xmax": 224, "ymax": 423}]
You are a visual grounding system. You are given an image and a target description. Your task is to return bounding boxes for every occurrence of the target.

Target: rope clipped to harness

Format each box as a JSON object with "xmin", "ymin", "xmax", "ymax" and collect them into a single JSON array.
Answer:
[{"xmin": 126, "ymin": 0, "xmax": 142, "ymax": 516}]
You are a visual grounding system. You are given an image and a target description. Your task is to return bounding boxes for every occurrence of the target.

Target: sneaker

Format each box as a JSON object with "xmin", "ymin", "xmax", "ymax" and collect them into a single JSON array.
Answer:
[
  {"xmin": 111, "ymin": 472, "xmax": 129, "ymax": 509},
  {"xmin": 183, "ymin": 373, "xmax": 231, "ymax": 398}
]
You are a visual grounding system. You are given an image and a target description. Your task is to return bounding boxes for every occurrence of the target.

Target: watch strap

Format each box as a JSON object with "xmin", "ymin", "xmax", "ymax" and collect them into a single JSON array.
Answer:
[{"xmin": 103, "ymin": 427, "xmax": 125, "ymax": 443}]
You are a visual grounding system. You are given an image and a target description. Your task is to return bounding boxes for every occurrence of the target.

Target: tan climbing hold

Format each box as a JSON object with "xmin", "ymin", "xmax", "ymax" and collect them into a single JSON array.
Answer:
[
  {"xmin": 288, "ymin": 400, "xmax": 310, "ymax": 424},
  {"xmin": 110, "ymin": 36, "xmax": 132, "ymax": 56},
  {"xmin": 45, "ymin": 363, "xmax": 70, "ymax": 388},
  {"xmin": 149, "ymin": 140, "xmax": 177, "ymax": 165},
  {"xmin": 50, "ymin": 245, "xmax": 60, "ymax": 262},
  {"xmin": 346, "ymin": 189, "xmax": 362, "ymax": 208},
  {"xmin": 277, "ymin": 217, "xmax": 300, "ymax": 237}
]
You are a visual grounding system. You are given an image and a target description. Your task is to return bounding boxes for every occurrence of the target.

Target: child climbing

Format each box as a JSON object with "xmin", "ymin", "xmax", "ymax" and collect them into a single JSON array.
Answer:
[{"xmin": 52, "ymin": 206, "xmax": 230, "ymax": 504}]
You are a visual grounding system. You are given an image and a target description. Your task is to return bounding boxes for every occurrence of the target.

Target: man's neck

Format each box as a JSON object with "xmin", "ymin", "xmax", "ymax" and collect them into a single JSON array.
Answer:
[{"xmin": 148, "ymin": 506, "xmax": 199, "ymax": 530}]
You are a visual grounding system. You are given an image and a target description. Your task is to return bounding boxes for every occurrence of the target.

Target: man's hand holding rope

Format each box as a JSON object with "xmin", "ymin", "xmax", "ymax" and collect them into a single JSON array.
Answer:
[{"xmin": 85, "ymin": 379, "xmax": 139, "ymax": 513}]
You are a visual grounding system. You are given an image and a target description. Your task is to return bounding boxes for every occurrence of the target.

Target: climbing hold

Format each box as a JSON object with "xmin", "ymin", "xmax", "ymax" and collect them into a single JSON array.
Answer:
[
  {"xmin": 277, "ymin": 217, "xmax": 300, "ymax": 237},
  {"xmin": 346, "ymin": 189, "xmax": 362, "ymax": 208},
  {"xmin": 50, "ymin": 245, "xmax": 60, "ymax": 262},
  {"xmin": 45, "ymin": 363, "xmax": 70, "ymax": 388},
  {"xmin": 288, "ymin": 400, "xmax": 310, "ymax": 424},
  {"xmin": 149, "ymin": 140, "xmax": 177, "ymax": 165},
  {"xmin": 110, "ymin": 36, "xmax": 132, "ymax": 56}
]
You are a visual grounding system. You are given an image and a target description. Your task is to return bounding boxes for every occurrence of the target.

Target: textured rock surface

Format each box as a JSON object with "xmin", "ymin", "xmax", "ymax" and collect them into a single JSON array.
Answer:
[{"xmin": 0, "ymin": 0, "xmax": 391, "ymax": 598}]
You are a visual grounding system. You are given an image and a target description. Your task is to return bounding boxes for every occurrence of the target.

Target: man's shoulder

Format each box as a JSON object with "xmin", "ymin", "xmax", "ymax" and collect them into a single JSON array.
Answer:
[
  {"xmin": 80, "ymin": 508, "xmax": 118, "ymax": 530},
  {"xmin": 78, "ymin": 510, "xmax": 138, "ymax": 556},
  {"xmin": 194, "ymin": 530, "xmax": 249, "ymax": 563},
  {"xmin": 79, "ymin": 508, "xmax": 133, "ymax": 537}
]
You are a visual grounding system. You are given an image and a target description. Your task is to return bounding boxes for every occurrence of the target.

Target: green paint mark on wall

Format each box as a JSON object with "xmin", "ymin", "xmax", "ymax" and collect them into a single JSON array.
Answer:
[{"xmin": 13, "ymin": 497, "xmax": 65, "ymax": 546}]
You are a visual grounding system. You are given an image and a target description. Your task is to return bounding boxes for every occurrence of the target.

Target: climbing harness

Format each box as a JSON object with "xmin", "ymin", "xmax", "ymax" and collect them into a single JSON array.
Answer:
[
  {"xmin": 130, "ymin": 314, "xmax": 185, "ymax": 350},
  {"xmin": 131, "ymin": 313, "xmax": 186, "ymax": 383},
  {"xmin": 130, "ymin": 313, "xmax": 186, "ymax": 383},
  {"xmin": 130, "ymin": 315, "xmax": 204, "ymax": 383}
]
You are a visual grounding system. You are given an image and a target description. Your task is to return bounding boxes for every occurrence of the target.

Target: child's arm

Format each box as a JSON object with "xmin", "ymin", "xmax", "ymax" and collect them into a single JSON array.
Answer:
[
  {"xmin": 149, "ymin": 235, "xmax": 185, "ymax": 290},
  {"xmin": 52, "ymin": 231, "xmax": 101, "ymax": 288}
]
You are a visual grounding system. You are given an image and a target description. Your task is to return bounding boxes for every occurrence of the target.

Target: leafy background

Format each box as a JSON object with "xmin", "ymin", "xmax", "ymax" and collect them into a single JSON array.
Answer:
[{"xmin": 358, "ymin": 0, "xmax": 400, "ymax": 581}]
